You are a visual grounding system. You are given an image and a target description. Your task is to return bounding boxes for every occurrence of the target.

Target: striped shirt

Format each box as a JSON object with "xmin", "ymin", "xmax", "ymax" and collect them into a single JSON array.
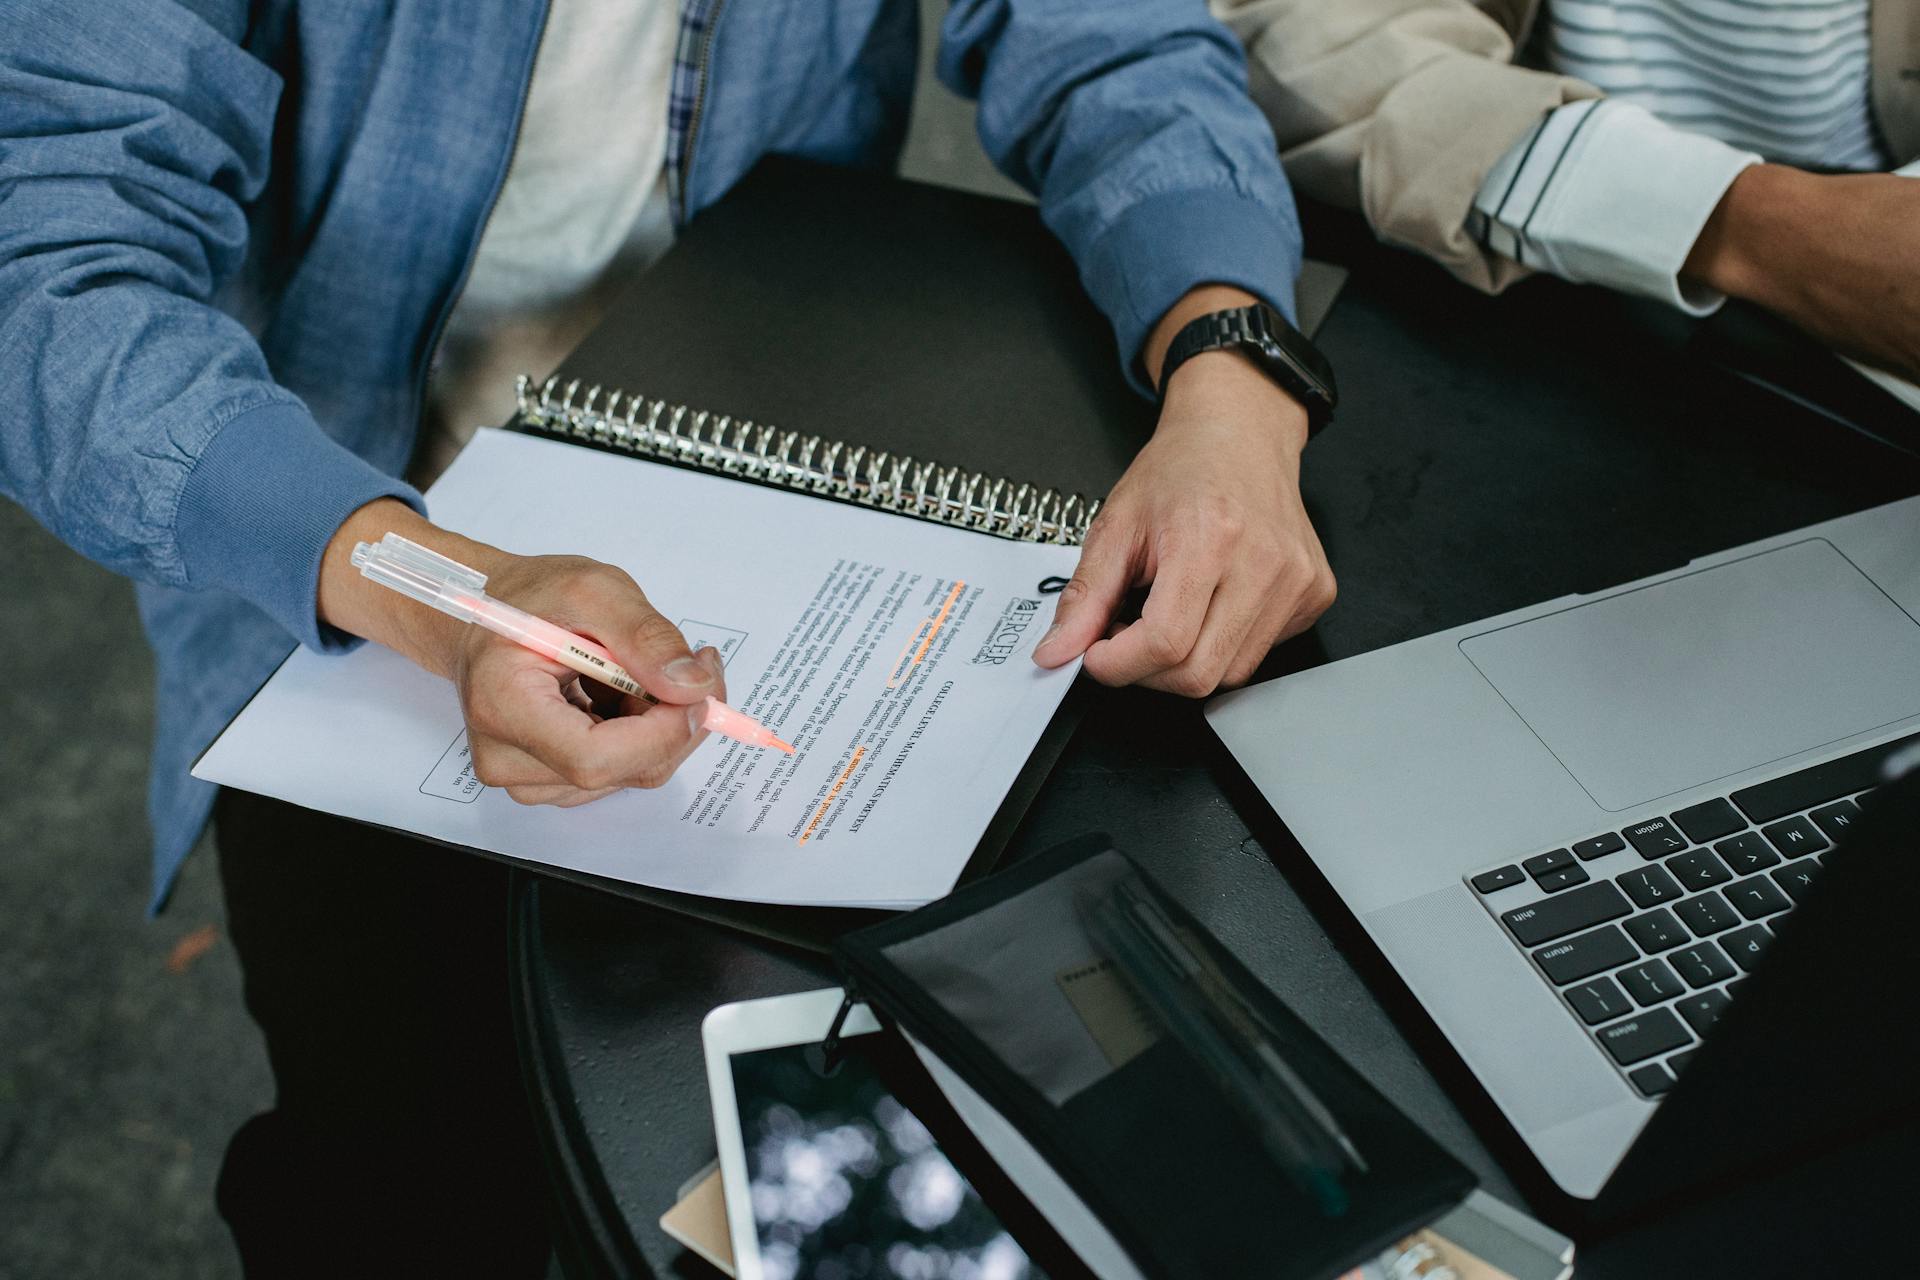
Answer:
[
  {"xmin": 1472, "ymin": 0, "xmax": 1895, "ymax": 316},
  {"xmin": 1547, "ymin": 0, "xmax": 1884, "ymax": 170}
]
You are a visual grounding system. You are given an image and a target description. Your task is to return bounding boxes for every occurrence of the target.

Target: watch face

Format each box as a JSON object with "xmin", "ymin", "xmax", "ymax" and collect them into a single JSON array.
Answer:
[
  {"xmin": 1248, "ymin": 306, "xmax": 1335, "ymax": 408},
  {"xmin": 1253, "ymin": 333, "xmax": 1332, "ymax": 410},
  {"xmin": 1163, "ymin": 304, "xmax": 1335, "ymax": 429}
]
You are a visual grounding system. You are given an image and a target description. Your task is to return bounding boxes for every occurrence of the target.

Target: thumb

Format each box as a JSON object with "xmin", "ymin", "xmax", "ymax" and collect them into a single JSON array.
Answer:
[
  {"xmin": 1032, "ymin": 517, "xmax": 1137, "ymax": 668},
  {"xmin": 594, "ymin": 586, "xmax": 716, "ymax": 706}
]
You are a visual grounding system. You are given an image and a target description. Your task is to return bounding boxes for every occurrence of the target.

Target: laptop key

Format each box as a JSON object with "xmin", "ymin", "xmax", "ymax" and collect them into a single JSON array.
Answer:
[
  {"xmin": 1628, "ymin": 1063, "xmax": 1675, "ymax": 1097},
  {"xmin": 1670, "ymin": 798, "xmax": 1745, "ymax": 843},
  {"xmin": 1726, "ymin": 875, "xmax": 1792, "ymax": 920},
  {"xmin": 1617, "ymin": 864, "xmax": 1683, "ymax": 909},
  {"xmin": 1596, "ymin": 1008, "xmax": 1692, "ymax": 1066},
  {"xmin": 1676, "ymin": 990, "xmax": 1730, "ymax": 1037},
  {"xmin": 1669, "ymin": 941, "xmax": 1735, "ymax": 988},
  {"xmin": 1809, "ymin": 799, "xmax": 1863, "ymax": 845},
  {"xmin": 1669, "ymin": 1048, "xmax": 1698, "ymax": 1075},
  {"xmin": 1471, "ymin": 865, "xmax": 1524, "ymax": 894},
  {"xmin": 1729, "ymin": 731, "xmax": 1920, "ymax": 822},
  {"xmin": 1573, "ymin": 832, "xmax": 1626, "ymax": 861},
  {"xmin": 1535, "ymin": 865, "xmax": 1590, "ymax": 892},
  {"xmin": 1761, "ymin": 816, "xmax": 1827, "ymax": 858},
  {"xmin": 1523, "ymin": 848, "xmax": 1574, "ymax": 878},
  {"xmin": 1624, "ymin": 908, "xmax": 1688, "ymax": 954},
  {"xmin": 1713, "ymin": 832, "xmax": 1779, "ymax": 875},
  {"xmin": 1722, "ymin": 924, "xmax": 1774, "ymax": 972},
  {"xmin": 1624, "ymin": 817, "xmax": 1689, "ymax": 859},
  {"xmin": 1675, "ymin": 891, "xmax": 1740, "ymax": 936},
  {"xmin": 1620, "ymin": 959, "xmax": 1684, "ymax": 1007},
  {"xmin": 1533, "ymin": 925, "xmax": 1639, "ymax": 985},
  {"xmin": 1667, "ymin": 847, "xmax": 1733, "ymax": 891},
  {"xmin": 1564, "ymin": 975, "xmax": 1632, "ymax": 1026},
  {"xmin": 1501, "ymin": 882, "xmax": 1632, "ymax": 946},
  {"xmin": 1770, "ymin": 860, "xmax": 1822, "ymax": 902}
]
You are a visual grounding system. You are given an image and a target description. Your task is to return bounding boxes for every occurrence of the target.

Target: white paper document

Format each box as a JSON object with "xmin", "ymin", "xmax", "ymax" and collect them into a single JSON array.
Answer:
[{"xmin": 195, "ymin": 429, "xmax": 1081, "ymax": 908}]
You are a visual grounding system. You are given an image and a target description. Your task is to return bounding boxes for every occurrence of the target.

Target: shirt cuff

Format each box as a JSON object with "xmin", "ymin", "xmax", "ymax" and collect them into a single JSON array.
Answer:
[
  {"xmin": 1078, "ymin": 187, "xmax": 1303, "ymax": 398},
  {"xmin": 1472, "ymin": 100, "xmax": 1760, "ymax": 316},
  {"xmin": 175, "ymin": 399, "xmax": 426, "ymax": 653}
]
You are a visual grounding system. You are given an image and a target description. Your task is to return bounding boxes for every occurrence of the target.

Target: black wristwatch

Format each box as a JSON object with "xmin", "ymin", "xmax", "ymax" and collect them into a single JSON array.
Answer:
[{"xmin": 1157, "ymin": 302, "xmax": 1337, "ymax": 436}]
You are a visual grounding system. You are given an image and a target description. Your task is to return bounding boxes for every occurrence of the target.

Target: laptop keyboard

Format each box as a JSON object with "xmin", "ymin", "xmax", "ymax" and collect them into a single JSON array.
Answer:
[{"xmin": 1468, "ymin": 731, "xmax": 1916, "ymax": 1099}]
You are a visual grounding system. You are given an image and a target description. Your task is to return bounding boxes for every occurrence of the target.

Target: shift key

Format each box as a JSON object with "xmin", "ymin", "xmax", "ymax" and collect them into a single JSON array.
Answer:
[{"xmin": 1502, "ymin": 882, "xmax": 1632, "ymax": 946}]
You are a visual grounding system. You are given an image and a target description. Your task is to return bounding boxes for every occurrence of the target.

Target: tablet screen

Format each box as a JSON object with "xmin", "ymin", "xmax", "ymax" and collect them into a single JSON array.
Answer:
[{"xmin": 731, "ymin": 1034, "xmax": 1043, "ymax": 1280}]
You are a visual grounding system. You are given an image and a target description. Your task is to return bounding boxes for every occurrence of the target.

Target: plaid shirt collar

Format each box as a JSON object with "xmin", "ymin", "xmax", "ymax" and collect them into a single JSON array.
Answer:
[{"xmin": 666, "ymin": 0, "xmax": 727, "ymax": 223}]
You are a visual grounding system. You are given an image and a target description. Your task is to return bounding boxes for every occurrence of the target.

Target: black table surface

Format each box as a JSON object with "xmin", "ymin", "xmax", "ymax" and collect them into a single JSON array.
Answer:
[{"xmin": 508, "ymin": 166, "xmax": 1920, "ymax": 1279}]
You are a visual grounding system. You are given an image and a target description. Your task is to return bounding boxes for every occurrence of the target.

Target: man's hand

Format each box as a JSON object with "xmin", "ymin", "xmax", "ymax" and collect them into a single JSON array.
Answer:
[
  {"xmin": 1032, "ymin": 286, "xmax": 1335, "ymax": 695},
  {"xmin": 1685, "ymin": 164, "xmax": 1920, "ymax": 382},
  {"xmin": 319, "ymin": 499, "xmax": 722, "ymax": 806}
]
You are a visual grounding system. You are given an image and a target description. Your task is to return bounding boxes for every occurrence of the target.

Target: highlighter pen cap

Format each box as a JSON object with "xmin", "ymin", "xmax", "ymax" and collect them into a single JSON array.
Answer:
[{"xmin": 351, "ymin": 533, "xmax": 490, "ymax": 623}]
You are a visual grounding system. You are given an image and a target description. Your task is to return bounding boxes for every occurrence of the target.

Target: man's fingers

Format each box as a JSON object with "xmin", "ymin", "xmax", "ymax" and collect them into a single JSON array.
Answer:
[
  {"xmin": 1219, "ymin": 594, "xmax": 1297, "ymax": 691},
  {"xmin": 469, "ymin": 737, "xmax": 567, "ymax": 789},
  {"xmin": 563, "ymin": 565, "xmax": 717, "ymax": 705},
  {"xmin": 1032, "ymin": 515, "xmax": 1140, "ymax": 668},
  {"xmin": 1134, "ymin": 567, "xmax": 1272, "ymax": 697},
  {"xmin": 504, "ymin": 783, "xmax": 622, "ymax": 808},
  {"xmin": 1081, "ymin": 540, "xmax": 1216, "ymax": 688},
  {"xmin": 485, "ymin": 663, "xmax": 708, "ymax": 791},
  {"xmin": 1218, "ymin": 562, "xmax": 1338, "ymax": 690}
]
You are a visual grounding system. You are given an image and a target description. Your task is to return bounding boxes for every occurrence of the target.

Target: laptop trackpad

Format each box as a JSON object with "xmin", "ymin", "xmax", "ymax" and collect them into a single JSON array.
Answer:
[{"xmin": 1459, "ymin": 539, "xmax": 1920, "ymax": 812}]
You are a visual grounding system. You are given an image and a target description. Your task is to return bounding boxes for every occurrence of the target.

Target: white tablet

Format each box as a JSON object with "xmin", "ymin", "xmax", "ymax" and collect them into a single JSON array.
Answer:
[{"xmin": 702, "ymin": 987, "xmax": 1042, "ymax": 1280}]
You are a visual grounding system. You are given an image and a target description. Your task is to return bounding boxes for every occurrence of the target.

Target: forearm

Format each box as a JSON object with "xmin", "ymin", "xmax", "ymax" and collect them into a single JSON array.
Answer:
[
  {"xmin": 1, "ymin": 2, "xmax": 424, "ymax": 653},
  {"xmin": 1682, "ymin": 164, "xmax": 1809, "ymax": 306},
  {"xmin": 1144, "ymin": 284, "xmax": 1311, "ymax": 455},
  {"xmin": 943, "ymin": 0, "xmax": 1303, "ymax": 393},
  {"xmin": 1678, "ymin": 163, "xmax": 1920, "ymax": 382},
  {"xmin": 316, "ymin": 500, "xmax": 516, "ymax": 678},
  {"xmin": 1477, "ymin": 101, "xmax": 1758, "ymax": 315}
]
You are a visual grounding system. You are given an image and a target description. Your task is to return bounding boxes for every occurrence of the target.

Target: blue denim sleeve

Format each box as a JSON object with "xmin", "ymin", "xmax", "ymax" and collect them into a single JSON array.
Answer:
[
  {"xmin": 0, "ymin": 1, "xmax": 422, "ymax": 653},
  {"xmin": 938, "ymin": 0, "xmax": 1304, "ymax": 395}
]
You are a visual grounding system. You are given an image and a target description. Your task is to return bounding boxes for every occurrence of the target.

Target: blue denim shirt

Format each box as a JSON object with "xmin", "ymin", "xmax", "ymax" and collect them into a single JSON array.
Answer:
[{"xmin": 0, "ymin": 0, "xmax": 1302, "ymax": 912}]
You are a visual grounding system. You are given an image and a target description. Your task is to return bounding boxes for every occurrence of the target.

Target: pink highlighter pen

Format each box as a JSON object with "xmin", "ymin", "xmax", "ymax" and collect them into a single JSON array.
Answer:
[{"xmin": 351, "ymin": 533, "xmax": 793, "ymax": 754}]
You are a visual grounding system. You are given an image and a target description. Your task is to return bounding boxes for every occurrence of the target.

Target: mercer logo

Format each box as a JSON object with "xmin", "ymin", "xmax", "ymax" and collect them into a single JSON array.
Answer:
[{"xmin": 971, "ymin": 597, "xmax": 1044, "ymax": 665}]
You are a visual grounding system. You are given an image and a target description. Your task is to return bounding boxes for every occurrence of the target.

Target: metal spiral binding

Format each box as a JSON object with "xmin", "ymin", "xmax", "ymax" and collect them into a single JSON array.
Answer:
[{"xmin": 511, "ymin": 374, "xmax": 1098, "ymax": 545}]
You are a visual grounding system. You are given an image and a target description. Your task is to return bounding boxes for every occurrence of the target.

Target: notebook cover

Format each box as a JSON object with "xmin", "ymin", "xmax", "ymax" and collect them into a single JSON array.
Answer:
[{"xmin": 538, "ymin": 156, "xmax": 1152, "ymax": 503}]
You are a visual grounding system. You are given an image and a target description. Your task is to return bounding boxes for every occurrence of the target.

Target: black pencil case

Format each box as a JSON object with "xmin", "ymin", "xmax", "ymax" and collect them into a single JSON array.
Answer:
[{"xmin": 832, "ymin": 833, "xmax": 1476, "ymax": 1280}]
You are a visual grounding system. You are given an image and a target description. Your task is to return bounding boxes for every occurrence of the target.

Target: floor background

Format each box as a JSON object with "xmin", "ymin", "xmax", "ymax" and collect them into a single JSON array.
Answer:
[{"xmin": 0, "ymin": 14, "xmax": 1019, "ymax": 1277}]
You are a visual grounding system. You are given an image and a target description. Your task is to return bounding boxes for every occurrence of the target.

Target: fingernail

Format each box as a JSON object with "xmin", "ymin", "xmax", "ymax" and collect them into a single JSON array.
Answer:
[
  {"xmin": 698, "ymin": 646, "xmax": 726, "ymax": 675},
  {"xmin": 686, "ymin": 702, "xmax": 710, "ymax": 734},
  {"xmin": 1037, "ymin": 622, "xmax": 1063, "ymax": 651},
  {"xmin": 665, "ymin": 656, "xmax": 713, "ymax": 688}
]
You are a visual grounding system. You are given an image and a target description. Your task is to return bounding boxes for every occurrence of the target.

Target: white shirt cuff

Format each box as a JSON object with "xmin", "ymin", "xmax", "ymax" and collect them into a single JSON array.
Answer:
[{"xmin": 1472, "ymin": 100, "xmax": 1761, "ymax": 316}]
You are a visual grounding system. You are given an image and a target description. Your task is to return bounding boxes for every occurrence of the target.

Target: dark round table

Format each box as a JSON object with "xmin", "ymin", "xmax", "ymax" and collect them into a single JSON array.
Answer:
[{"xmin": 508, "ymin": 191, "xmax": 1920, "ymax": 1278}]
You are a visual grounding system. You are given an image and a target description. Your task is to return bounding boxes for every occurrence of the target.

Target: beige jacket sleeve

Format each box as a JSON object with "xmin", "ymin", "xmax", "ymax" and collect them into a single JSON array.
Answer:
[{"xmin": 1215, "ymin": 0, "xmax": 1600, "ymax": 293}]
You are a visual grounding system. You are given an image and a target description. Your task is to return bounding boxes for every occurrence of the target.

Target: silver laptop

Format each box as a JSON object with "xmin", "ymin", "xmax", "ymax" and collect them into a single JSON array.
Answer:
[{"xmin": 1205, "ymin": 496, "xmax": 1920, "ymax": 1199}]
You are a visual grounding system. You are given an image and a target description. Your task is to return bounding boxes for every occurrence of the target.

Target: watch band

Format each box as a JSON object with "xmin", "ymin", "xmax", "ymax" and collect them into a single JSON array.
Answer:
[{"xmin": 1157, "ymin": 303, "xmax": 1337, "ymax": 435}]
